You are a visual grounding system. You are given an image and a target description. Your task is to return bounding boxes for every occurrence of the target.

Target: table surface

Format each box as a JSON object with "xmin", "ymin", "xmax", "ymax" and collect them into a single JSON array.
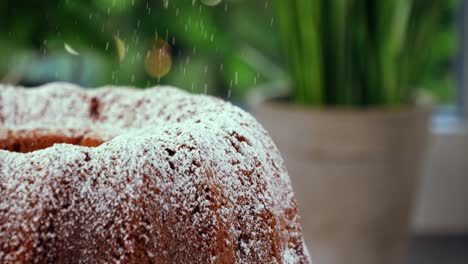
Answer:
[{"xmin": 407, "ymin": 235, "xmax": 468, "ymax": 264}]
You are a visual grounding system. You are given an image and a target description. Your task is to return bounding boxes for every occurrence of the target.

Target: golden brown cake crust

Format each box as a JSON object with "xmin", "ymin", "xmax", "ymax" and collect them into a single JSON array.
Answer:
[{"xmin": 0, "ymin": 83, "xmax": 310, "ymax": 263}]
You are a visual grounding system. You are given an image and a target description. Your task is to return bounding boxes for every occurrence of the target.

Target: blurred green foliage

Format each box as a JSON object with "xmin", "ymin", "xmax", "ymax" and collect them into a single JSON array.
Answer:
[
  {"xmin": 273, "ymin": 0, "xmax": 459, "ymax": 106},
  {"xmin": 0, "ymin": 0, "xmax": 280, "ymax": 101},
  {"xmin": 422, "ymin": 1, "xmax": 459, "ymax": 104},
  {"xmin": 0, "ymin": 0, "xmax": 458, "ymax": 104}
]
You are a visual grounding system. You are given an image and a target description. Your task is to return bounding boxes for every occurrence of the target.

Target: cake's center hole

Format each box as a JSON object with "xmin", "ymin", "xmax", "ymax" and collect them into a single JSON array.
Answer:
[{"xmin": 0, "ymin": 132, "xmax": 104, "ymax": 153}]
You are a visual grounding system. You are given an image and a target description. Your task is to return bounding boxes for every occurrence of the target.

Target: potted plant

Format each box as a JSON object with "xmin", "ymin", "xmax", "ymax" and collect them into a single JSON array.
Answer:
[{"xmin": 250, "ymin": 1, "xmax": 447, "ymax": 264}]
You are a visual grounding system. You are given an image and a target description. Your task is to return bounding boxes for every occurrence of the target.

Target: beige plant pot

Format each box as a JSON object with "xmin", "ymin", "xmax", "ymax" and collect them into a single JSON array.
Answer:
[{"xmin": 251, "ymin": 101, "xmax": 431, "ymax": 264}]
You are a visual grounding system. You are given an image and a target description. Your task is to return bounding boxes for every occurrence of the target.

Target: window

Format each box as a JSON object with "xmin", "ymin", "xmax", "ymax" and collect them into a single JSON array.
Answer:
[
  {"xmin": 414, "ymin": 0, "xmax": 468, "ymax": 234},
  {"xmin": 461, "ymin": 0, "xmax": 468, "ymax": 119}
]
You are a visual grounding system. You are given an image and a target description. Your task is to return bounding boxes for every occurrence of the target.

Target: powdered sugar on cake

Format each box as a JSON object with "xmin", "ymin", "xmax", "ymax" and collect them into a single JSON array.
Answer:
[{"xmin": 0, "ymin": 83, "xmax": 310, "ymax": 263}]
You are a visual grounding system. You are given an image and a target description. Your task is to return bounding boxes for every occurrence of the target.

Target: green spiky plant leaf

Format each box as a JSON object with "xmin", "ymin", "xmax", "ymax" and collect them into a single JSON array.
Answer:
[{"xmin": 274, "ymin": 0, "xmax": 451, "ymax": 106}]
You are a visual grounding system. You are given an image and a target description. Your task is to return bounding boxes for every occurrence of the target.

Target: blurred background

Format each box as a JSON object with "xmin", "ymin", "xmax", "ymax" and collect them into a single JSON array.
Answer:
[
  {"xmin": 0, "ymin": 0, "xmax": 283, "ymax": 102},
  {"xmin": 0, "ymin": 0, "xmax": 467, "ymax": 263},
  {"xmin": 0, "ymin": 0, "xmax": 458, "ymax": 104}
]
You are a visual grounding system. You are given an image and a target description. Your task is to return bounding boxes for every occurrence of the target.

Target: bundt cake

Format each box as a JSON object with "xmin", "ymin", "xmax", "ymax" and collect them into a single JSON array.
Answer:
[{"xmin": 0, "ymin": 83, "xmax": 310, "ymax": 263}]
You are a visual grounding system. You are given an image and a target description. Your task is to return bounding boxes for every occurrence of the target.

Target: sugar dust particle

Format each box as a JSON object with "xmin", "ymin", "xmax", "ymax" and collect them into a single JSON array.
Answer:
[
  {"xmin": 145, "ymin": 38, "xmax": 172, "ymax": 79},
  {"xmin": 64, "ymin": 43, "xmax": 80, "ymax": 56},
  {"xmin": 114, "ymin": 35, "xmax": 126, "ymax": 62},
  {"xmin": 201, "ymin": 0, "xmax": 222, "ymax": 6}
]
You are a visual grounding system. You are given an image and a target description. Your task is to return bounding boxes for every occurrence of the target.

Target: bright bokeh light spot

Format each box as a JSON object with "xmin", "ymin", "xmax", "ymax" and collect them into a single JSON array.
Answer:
[
  {"xmin": 64, "ymin": 43, "xmax": 79, "ymax": 56},
  {"xmin": 145, "ymin": 39, "xmax": 172, "ymax": 79},
  {"xmin": 114, "ymin": 35, "xmax": 126, "ymax": 61},
  {"xmin": 201, "ymin": 0, "xmax": 223, "ymax": 7}
]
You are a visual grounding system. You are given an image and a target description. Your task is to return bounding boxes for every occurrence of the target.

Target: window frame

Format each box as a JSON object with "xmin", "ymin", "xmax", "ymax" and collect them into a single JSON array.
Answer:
[
  {"xmin": 413, "ymin": 0, "xmax": 468, "ymax": 234},
  {"xmin": 459, "ymin": 0, "xmax": 468, "ymax": 121}
]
